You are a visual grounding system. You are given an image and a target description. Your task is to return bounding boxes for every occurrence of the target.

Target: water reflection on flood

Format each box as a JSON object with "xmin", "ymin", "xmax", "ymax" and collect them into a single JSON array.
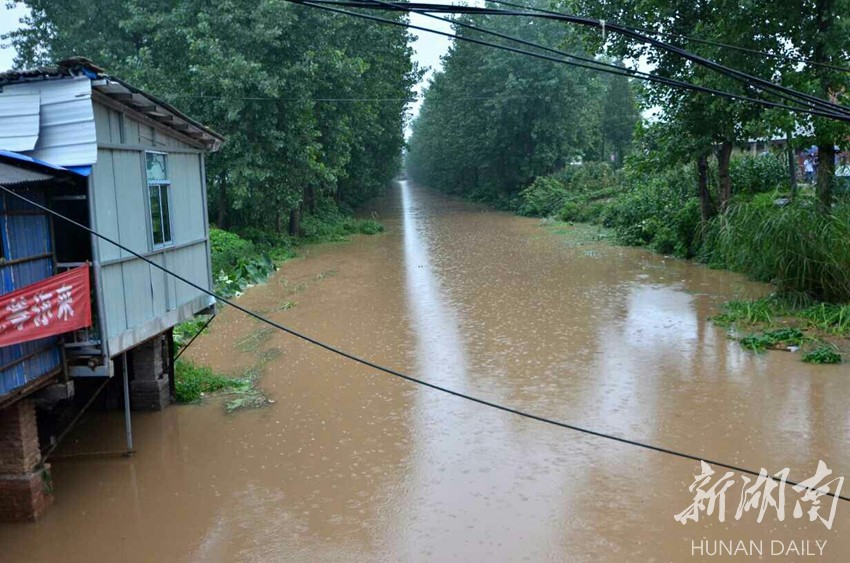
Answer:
[{"xmin": 1, "ymin": 181, "xmax": 848, "ymax": 562}]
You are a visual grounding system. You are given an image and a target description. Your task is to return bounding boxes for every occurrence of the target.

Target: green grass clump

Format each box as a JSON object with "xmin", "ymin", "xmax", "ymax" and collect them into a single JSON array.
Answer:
[
  {"xmin": 799, "ymin": 303, "xmax": 850, "ymax": 335},
  {"xmin": 711, "ymin": 297, "xmax": 792, "ymax": 327},
  {"xmin": 738, "ymin": 328, "xmax": 804, "ymax": 353},
  {"xmin": 173, "ymin": 316, "xmax": 211, "ymax": 350},
  {"xmin": 802, "ymin": 346, "xmax": 842, "ymax": 364},
  {"xmin": 705, "ymin": 197, "xmax": 850, "ymax": 302},
  {"xmin": 301, "ymin": 214, "xmax": 384, "ymax": 242},
  {"xmin": 174, "ymin": 360, "xmax": 250, "ymax": 403}
]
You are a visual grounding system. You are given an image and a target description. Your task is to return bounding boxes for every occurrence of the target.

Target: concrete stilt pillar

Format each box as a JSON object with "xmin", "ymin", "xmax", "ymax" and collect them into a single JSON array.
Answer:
[
  {"xmin": 0, "ymin": 400, "xmax": 53, "ymax": 522},
  {"xmin": 129, "ymin": 336, "xmax": 172, "ymax": 410}
]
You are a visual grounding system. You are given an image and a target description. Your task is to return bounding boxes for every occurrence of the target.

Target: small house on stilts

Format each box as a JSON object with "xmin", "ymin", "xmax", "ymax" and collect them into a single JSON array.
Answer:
[{"xmin": 0, "ymin": 59, "xmax": 223, "ymax": 521}]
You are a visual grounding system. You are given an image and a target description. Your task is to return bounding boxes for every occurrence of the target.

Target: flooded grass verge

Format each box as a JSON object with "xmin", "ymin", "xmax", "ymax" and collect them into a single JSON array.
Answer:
[
  {"xmin": 536, "ymin": 218, "xmax": 847, "ymax": 365},
  {"xmin": 174, "ymin": 359, "xmax": 272, "ymax": 411},
  {"xmin": 538, "ymin": 218, "xmax": 612, "ymax": 247},
  {"xmin": 712, "ymin": 297, "xmax": 848, "ymax": 364}
]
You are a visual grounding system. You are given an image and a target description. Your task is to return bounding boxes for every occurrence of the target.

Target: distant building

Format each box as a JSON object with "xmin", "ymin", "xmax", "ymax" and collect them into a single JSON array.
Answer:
[{"xmin": 0, "ymin": 59, "xmax": 224, "ymax": 521}]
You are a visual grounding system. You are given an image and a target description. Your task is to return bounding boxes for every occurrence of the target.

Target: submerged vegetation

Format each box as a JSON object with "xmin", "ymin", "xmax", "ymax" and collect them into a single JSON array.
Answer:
[
  {"xmin": 209, "ymin": 205, "xmax": 384, "ymax": 298},
  {"xmin": 174, "ymin": 360, "xmax": 255, "ymax": 405},
  {"xmin": 173, "ymin": 209, "xmax": 382, "ymax": 408},
  {"xmin": 406, "ymin": 0, "xmax": 850, "ymax": 363},
  {"xmin": 712, "ymin": 297, "xmax": 847, "ymax": 364}
]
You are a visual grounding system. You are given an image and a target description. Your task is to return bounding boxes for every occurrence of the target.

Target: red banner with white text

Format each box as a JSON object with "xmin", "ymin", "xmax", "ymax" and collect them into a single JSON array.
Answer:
[{"xmin": 0, "ymin": 265, "xmax": 92, "ymax": 347}]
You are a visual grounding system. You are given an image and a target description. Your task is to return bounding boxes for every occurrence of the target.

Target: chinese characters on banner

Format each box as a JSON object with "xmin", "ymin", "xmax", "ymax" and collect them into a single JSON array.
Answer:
[
  {"xmin": 0, "ymin": 264, "xmax": 92, "ymax": 347},
  {"xmin": 674, "ymin": 460, "xmax": 844, "ymax": 530}
]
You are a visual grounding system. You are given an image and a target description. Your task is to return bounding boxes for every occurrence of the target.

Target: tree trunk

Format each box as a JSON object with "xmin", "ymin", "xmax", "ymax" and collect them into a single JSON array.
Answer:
[
  {"xmin": 816, "ymin": 143, "xmax": 835, "ymax": 211},
  {"xmin": 306, "ymin": 185, "xmax": 317, "ymax": 214},
  {"xmin": 717, "ymin": 140, "xmax": 733, "ymax": 211},
  {"xmin": 786, "ymin": 131, "xmax": 797, "ymax": 199},
  {"xmin": 216, "ymin": 174, "xmax": 228, "ymax": 228},
  {"xmin": 697, "ymin": 155, "xmax": 714, "ymax": 223},
  {"xmin": 812, "ymin": 0, "xmax": 836, "ymax": 213},
  {"xmin": 288, "ymin": 206, "xmax": 301, "ymax": 237}
]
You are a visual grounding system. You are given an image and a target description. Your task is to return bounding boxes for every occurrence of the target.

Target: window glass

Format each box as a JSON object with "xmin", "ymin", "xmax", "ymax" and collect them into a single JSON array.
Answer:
[
  {"xmin": 160, "ymin": 185, "xmax": 172, "ymax": 243},
  {"xmin": 146, "ymin": 152, "xmax": 168, "ymax": 183},
  {"xmin": 149, "ymin": 184, "xmax": 164, "ymax": 245},
  {"xmin": 145, "ymin": 152, "xmax": 172, "ymax": 247}
]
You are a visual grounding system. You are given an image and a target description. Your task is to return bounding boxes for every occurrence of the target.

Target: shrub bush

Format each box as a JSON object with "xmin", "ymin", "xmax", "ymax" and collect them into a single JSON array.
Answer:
[
  {"xmin": 209, "ymin": 228, "xmax": 255, "ymax": 274},
  {"xmin": 554, "ymin": 161, "xmax": 619, "ymax": 193},
  {"xmin": 605, "ymin": 165, "xmax": 700, "ymax": 257},
  {"xmin": 729, "ymin": 153, "xmax": 790, "ymax": 195},
  {"xmin": 518, "ymin": 176, "xmax": 569, "ymax": 217}
]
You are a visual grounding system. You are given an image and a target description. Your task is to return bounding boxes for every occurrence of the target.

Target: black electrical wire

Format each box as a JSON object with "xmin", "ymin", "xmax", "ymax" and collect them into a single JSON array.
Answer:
[
  {"xmin": 490, "ymin": 0, "xmax": 850, "ymax": 75},
  {"xmin": 173, "ymin": 314, "xmax": 216, "ymax": 362},
  {"xmin": 2, "ymin": 182, "xmax": 847, "ymax": 503},
  {"xmin": 291, "ymin": 0, "xmax": 850, "ymax": 121},
  {"xmin": 362, "ymin": 0, "xmax": 850, "ymax": 120},
  {"xmin": 42, "ymin": 375, "xmax": 111, "ymax": 461},
  {"xmin": 369, "ymin": 1, "xmax": 850, "ymax": 117},
  {"xmin": 305, "ymin": 1, "xmax": 850, "ymax": 119}
]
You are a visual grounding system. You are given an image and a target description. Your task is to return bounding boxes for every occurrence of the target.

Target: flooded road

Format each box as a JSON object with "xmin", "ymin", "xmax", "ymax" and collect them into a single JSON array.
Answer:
[{"xmin": 2, "ymin": 181, "xmax": 849, "ymax": 561}]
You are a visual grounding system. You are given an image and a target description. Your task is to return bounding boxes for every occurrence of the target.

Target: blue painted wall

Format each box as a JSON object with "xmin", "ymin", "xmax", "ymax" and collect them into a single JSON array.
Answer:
[{"xmin": 0, "ymin": 186, "xmax": 62, "ymax": 396}]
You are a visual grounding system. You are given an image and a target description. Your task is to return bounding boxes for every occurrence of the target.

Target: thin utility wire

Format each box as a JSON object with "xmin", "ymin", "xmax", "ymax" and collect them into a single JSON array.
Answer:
[
  {"xmin": 292, "ymin": 0, "xmax": 850, "ymax": 121},
  {"xmin": 369, "ymin": 0, "xmax": 702, "ymax": 89},
  {"xmin": 308, "ymin": 0, "xmax": 850, "ymax": 119},
  {"xmin": 161, "ymin": 94, "xmax": 547, "ymax": 102},
  {"xmin": 42, "ymin": 375, "xmax": 111, "ymax": 460},
  {"xmin": 2, "ymin": 182, "xmax": 847, "ymax": 503},
  {"xmin": 173, "ymin": 314, "xmax": 216, "ymax": 362},
  {"xmin": 164, "ymin": 96, "xmax": 420, "ymax": 102},
  {"xmin": 490, "ymin": 0, "xmax": 850, "ymax": 75},
  {"xmin": 362, "ymin": 0, "xmax": 846, "ymax": 120}
]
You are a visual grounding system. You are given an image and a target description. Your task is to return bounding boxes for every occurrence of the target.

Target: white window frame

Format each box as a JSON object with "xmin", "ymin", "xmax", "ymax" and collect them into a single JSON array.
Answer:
[{"xmin": 144, "ymin": 150, "xmax": 174, "ymax": 249}]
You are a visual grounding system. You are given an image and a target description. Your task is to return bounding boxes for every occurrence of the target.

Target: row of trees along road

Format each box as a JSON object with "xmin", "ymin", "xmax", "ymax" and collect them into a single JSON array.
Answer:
[
  {"xmin": 408, "ymin": 0, "xmax": 850, "ymax": 217},
  {"xmin": 405, "ymin": 4, "xmax": 640, "ymax": 208},
  {"xmin": 5, "ymin": 0, "xmax": 419, "ymax": 236},
  {"xmin": 573, "ymin": 0, "xmax": 850, "ymax": 216}
]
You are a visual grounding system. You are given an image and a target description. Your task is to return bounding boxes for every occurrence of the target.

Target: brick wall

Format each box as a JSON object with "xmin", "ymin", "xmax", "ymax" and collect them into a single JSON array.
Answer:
[
  {"xmin": 0, "ymin": 401, "xmax": 41, "ymax": 474},
  {"xmin": 0, "ymin": 400, "xmax": 53, "ymax": 522},
  {"xmin": 130, "ymin": 337, "xmax": 172, "ymax": 411},
  {"xmin": 0, "ymin": 469, "xmax": 53, "ymax": 522}
]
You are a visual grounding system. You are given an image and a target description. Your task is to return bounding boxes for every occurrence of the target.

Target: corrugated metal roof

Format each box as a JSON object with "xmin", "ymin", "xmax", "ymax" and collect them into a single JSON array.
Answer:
[
  {"xmin": 0, "ymin": 58, "xmax": 225, "ymax": 151},
  {"xmin": 0, "ymin": 150, "xmax": 89, "ymax": 187},
  {"xmin": 0, "ymin": 92, "xmax": 40, "ymax": 151},
  {"xmin": 0, "ymin": 162, "xmax": 53, "ymax": 185},
  {"xmin": 0, "ymin": 148, "xmax": 87, "ymax": 174},
  {"xmin": 0, "ymin": 76, "xmax": 97, "ymax": 167}
]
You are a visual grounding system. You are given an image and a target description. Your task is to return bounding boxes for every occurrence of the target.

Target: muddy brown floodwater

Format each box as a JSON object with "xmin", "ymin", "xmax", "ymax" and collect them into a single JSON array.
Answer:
[{"xmin": 2, "ymin": 181, "xmax": 849, "ymax": 562}]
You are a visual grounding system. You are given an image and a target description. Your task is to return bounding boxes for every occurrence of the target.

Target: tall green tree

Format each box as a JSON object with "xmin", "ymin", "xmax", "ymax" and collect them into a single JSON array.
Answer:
[
  {"xmin": 5, "ymin": 0, "xmax": 418, "ymax": 233},
  {"xmin": 407, "ymin": 2, "xmax": 638, "ymax": 204}
]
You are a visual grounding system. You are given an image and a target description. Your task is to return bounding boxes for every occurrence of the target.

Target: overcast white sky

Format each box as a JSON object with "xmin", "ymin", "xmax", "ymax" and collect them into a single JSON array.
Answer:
[
  {"xmin": 0, "ymin": 3, "xmax": 28, "ymax": 70},
  {"xmin": 408, "ymin": 1, "xmax": 477, "ymax": 122}
]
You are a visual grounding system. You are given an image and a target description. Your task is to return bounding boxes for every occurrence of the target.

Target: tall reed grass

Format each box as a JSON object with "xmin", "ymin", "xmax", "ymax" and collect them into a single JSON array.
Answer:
[{"xmin": 704, "ymin": 197, "xmax": 850, "ymax": 302}]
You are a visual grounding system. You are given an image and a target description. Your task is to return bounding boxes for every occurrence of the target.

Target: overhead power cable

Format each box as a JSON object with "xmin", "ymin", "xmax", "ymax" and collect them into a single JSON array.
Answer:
[
  {"xmin": 2, "ymin": 182, "xmax": 847, "ymax": 503},
  {"xmin": 173, "ymin": 314, "xmax": 216, "ymax": 362},
  {"xmin": 290, "ymin": 0, "xmax": 850, "ymax": 121},
  {"xmin": 164, "ymin": 95, "xmax": 420, "ymax": 102},
  {"xmin": 360, "ymin": 0, "xmax": 849, "ymax": 120},
  {"xmin": 161, "ymin": 94, "xmax": 555, "ymax": 103},
  {"xmin": 301, "ymin": 1, "xmax": 850, "ymax": 120},
  {"xmin": 490, "ymin": 0, "xmax": 850, "ymax": 75}
]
